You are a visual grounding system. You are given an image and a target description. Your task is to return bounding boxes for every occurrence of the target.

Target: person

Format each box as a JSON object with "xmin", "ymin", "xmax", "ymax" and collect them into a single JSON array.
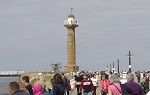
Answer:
[
  {"xmin": 8, "ymin": 81, "xmax": 30, "ymax": 95},
  {"xmin": 141, "ymin": 76, "xmax": 149, "ymax": 94},
  {"xmin": 91, "ymin": 74, "xmax": 98, "ymax": 95},
  {"xmin": 61, "ymin": 73, "xmax": 71, "ymax": 95},
  {"xmin": 32, "ymin": 83, "xmax": 50, "ymax": 95},
  {"xmin": 136, "ymin": 71, "xmax": 141, "ymax": 83},
  {"xmin": 80, "ymin": 75, "xmax": 94, "ymax": 95},
  {"xmin": 53, "ymin": 73, "xmax": 65, "ymax": 95},
  {"xmin": 48, "ymin": 78, "xmax": 55, "ymax": 95},
  {"xmin": 75, "ymin": 73, "xmax": 83, "ymax": 95},
  {"xmin": 100, "ymin": 73, "xmax": 110, "ymax": 95},
  {"xmin": 22, "ymin": 76, "xmax": 34, "ymax": 95},
  {"xmin": 124, "ymin": 73, "xmax": 145, "ymax": 95},
  {"xmin": 43, "ymin": 84, "xmax": 51, "ymax": 94},
  {"xmin": 66, "ymin": 80, "xmax": 71, "ymax": 95},
  {"xmin": 108, "ymin": 74, "xmax": 121, "ymax": 95}
]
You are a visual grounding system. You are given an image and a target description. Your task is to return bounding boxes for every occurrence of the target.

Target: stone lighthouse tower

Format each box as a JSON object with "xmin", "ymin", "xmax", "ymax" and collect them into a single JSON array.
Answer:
[{"xmin": 64, "ymin": 10, "xmax": 79, "ymax": 72}]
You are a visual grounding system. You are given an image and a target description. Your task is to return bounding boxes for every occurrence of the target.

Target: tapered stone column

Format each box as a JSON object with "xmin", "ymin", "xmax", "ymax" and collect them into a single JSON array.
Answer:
[{"xmin": 64, "ymin": 13, "xmax": 79, "ymax": 73}]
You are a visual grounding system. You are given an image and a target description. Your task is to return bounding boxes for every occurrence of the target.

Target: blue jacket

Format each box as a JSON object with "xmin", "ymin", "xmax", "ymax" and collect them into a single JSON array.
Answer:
[
  {"xmin": 12, "ymin": 90, "xmax": 30, "ymax": 95},
  {"xmin": 53, "ymin": 84, "xmax": 65, "ymax": 95}
]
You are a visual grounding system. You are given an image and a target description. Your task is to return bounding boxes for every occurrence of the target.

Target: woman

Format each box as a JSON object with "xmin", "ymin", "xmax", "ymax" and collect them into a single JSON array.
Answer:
[
  {"xmin": 52, "ymin": 74, "xmax": 65, "ymax": 95},
  {"xmin": 32, "ymin": 83, "xmax": 50, "ymax": 95},
  {"xmin": 108, "ymin": 74, "xmax": 121, "ymax": 95},
  {"xmin": 100, "ymin": 73, "xmax": 110, "ymax": 95}
]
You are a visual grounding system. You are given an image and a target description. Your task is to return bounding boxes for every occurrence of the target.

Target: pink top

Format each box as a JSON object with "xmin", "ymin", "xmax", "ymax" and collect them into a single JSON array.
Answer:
[
  {"xmin": 100, "ymin": 79, "xmax": 110, "ymax": 92},
  {"xmin": 32, "ymin": 83, "xmax": 43, "ymax": 95},
  {"xmin": 108, "ymin": 83, "xmax": 121, "ymax": 95}
]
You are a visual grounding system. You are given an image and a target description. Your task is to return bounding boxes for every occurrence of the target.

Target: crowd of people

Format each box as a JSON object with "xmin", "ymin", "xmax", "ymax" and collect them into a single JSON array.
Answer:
[
  {"xmin": 7, "ymin": 73, "xmax": 71, "ymax": 95},
  {"xmin": 6, "ymin": 70, "xmax": 150, "ymax": 95},
  {"xmin": 74, "ymin": 71, "xmax": 149, "ymax": 95}
]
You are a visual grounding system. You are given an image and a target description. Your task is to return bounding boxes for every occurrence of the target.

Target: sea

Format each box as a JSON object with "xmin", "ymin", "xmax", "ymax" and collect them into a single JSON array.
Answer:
[{"xmin": 0, "ymin": 77, "xmax": 19, "ymax": 95}]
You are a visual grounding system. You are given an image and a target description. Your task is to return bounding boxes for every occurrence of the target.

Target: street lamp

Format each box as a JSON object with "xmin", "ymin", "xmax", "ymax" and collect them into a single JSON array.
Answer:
[{"xmin": 127, "ymin": 51, "xmax": 133, "ymax": 73}]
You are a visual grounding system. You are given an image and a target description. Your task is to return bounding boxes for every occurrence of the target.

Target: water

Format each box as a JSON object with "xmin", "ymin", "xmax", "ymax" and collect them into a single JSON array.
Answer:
[{"xmin": 0, "ymin": 77, "xmax": 19, "ymax": 95}]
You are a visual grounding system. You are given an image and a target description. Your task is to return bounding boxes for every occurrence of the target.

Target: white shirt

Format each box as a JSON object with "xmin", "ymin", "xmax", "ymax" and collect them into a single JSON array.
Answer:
[{"xmin": 91, "ymin": 78, "xmax": 98, "ymax": 86}]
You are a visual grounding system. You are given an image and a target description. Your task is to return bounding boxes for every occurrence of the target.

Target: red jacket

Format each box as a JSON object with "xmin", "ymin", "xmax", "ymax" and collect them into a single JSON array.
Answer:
[
  {"xmin": 100, "ymin": 79, "xmax": 110, "ymax": 92},
  {"xmin": 80, "ymin": 80, "xmax": 94, "ymax": 93}
]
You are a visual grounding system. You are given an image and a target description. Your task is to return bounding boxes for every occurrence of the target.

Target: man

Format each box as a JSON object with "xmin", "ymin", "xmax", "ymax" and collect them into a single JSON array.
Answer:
[
  {"xmin": 22, "ymin": 76, "xmax": 34, "ymax": 95},
  {"xmin": 80, "ymin": 75, "xmax": 94, "ymax": 95},
  {"xmin": 75, "ymin": 73, "xmax": 83, "ymax": 95},
  {"xmin": 9, "ymin": 81, "xmax": 30, "ymax": 95},
  {"xmin": 124, "ymin": 73, "xmax": 145, "ymax": 95}
]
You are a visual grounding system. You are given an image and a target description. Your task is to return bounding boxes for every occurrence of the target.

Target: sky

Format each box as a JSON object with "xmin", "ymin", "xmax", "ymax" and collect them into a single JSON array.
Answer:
[{"xmin": 0, "ymin": 0, "xmax": 150, "ymax": 72}]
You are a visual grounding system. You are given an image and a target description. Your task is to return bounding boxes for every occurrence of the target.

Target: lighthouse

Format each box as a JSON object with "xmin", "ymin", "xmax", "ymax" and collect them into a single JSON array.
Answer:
[{"xmin": 64, "ymin": 9, "xmax": 79, "ymax": 72}]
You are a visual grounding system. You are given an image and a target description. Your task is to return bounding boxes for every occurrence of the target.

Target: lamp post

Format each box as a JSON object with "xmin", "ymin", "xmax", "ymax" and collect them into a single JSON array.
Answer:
[
  {"xmin": 112, "ymin": 62, "xmax": 115, "ymax": 73},
  {"xmin": 110, "ymin": 64, "xmax": 112, "ymax": 73},
  {"xmin": 106, "ymin": 64, "xmax": 109, "ymax": 73},
  {"xmin": 127, "ymin": 51, "xmax": 133, "ymax": 73},
  {"xmin": 116, "ymin": 59, "xmax": 120, "ymax": 74}
]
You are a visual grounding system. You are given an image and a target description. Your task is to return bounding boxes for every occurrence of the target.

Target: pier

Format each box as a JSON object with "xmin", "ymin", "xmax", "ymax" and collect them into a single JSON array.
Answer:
[{"xmin": 0, "ymin": 71, "xmax": 24, "ymax": 77}]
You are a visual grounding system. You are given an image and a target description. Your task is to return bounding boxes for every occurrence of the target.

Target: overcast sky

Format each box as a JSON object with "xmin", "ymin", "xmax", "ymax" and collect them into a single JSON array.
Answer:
[{"xmin": 0, "ymin": 0, "xmax": 150, "ymax": 72}]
